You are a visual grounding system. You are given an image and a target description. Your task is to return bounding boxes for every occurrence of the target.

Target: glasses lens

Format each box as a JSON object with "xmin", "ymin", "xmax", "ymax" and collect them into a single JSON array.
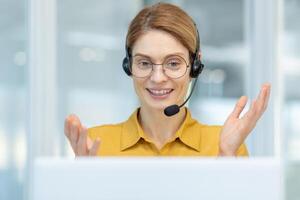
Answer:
[
  {"xmin": 131, "ymin": 55, "xmax": 188, "ymax": 78},
  {"xmin": 131, "ymin": 56, "xmax": 152, "ymax": 78},
  {"xmin": 163, "ymin": 56, "xmax": 188, "ymax": 78}
]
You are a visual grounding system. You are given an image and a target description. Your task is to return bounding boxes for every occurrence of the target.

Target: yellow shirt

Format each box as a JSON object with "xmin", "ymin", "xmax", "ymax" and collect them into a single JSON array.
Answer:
[{"xmin": 88, "ymin": 108, "xmax": 248, "ymax": 156}]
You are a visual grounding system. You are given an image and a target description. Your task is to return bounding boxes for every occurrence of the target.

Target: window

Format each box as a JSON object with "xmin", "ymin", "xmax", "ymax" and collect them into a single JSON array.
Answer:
[{"xmin": 0, "ymin": 0, "xmax": 27, "ymax": 199}]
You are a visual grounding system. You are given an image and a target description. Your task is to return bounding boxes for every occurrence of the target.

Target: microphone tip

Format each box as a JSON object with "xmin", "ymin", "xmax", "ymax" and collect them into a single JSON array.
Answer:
[{"xmin": 164, "ymin": 105, "xmax": 180, "ymax": 117}]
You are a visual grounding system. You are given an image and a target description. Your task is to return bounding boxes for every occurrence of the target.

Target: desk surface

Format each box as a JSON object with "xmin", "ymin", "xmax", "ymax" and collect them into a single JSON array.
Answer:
[{"xmin": 33, "ymin": 157, "xmax": 283, "ymax": 200}]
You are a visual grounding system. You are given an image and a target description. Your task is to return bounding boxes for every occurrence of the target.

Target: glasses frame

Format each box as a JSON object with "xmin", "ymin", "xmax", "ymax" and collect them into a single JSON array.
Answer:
[{"xmin": 130, "ymin": 55, "xmax": 190, "ymax": 79}]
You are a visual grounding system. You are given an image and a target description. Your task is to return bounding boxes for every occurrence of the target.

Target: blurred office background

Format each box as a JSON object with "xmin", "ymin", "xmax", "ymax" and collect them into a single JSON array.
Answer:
[{"xmin": 0, "ymin": 0, "xmax": 299, "ymax": 199}]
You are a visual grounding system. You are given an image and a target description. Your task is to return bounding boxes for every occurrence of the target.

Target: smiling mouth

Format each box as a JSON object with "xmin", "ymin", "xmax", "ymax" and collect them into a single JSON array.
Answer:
[{"xmin": 146, "ymin": 88, "xmax": 174, "ymax": 96}]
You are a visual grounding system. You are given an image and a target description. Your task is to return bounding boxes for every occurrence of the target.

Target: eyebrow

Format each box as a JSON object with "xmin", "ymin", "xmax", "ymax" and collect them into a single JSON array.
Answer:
[{"xmin": 133, "ymin": 52, "xmax": 187, "ymax": 59}]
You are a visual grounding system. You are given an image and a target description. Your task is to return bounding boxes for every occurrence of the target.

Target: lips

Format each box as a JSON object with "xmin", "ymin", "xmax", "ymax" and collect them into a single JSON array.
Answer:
[{"xmin": 146, "ymin": 88, "xmax": 173, "ymax": 96}]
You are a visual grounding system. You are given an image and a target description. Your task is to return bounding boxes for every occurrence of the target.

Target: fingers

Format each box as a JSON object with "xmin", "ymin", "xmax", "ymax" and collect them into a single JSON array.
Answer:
[
  {"xmin": 230, "ymin": 96, "xmax": 248, "ymax": 119},
  {"xmin": 87, "ymin": 136, "xmax": 94, "ymax": 150},
  {"xmin": 243, "ymin": 83, "xmax": 271, "ymax": 122},
  {"xmin": 89, "ymin": 138, "xmax": 101, "ymax": 156},
  {"xmin": 66, "ymin": 114, "xmax": 82, "ymax": 154},
  {"xmin": 243, "ymin": 99, "xmax": 257, "ymax": 122},
  {"xmin": 254, "ymin": 83, "xmax": 271, "ymax": 117},
  {"xmin": 65, "ymin": 114, "xmax": 81, "ymax": 137},
  {"xmin": 64, "ymin": 114, "xmax": 101, "ymax": 156},
  {"xmin": 64, "ymin": 114, "xmax": 78, "ymax": 139},
  {"xmin": 262, "ymin": 83, "xmax": 271, "ymax": 112},
  {"xmin": 76, "ymin": 126, "xmax": 88, "ymax": 156},
  {"xmin": 64, "ymin": 117, "xmax": 71, "ymax": 138},
  {"xmin": 70, "ymin": 120, "xmax": 80, "ymax": 150},
  {"xmin": 76, "ymin": 126, "xmax": 101, "ymax": 156}
]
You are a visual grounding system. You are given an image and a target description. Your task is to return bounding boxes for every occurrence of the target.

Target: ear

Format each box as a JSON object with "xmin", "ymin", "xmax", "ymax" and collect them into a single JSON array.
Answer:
[{"xmin": 198, "ymin": 52, "xmax": 202, "ymax": 60}]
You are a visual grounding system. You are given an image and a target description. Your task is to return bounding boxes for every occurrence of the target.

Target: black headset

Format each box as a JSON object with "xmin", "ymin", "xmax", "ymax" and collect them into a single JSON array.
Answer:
[{"xmin": 122, "ymin": 23, "xmax": 204, "ymax": 79}]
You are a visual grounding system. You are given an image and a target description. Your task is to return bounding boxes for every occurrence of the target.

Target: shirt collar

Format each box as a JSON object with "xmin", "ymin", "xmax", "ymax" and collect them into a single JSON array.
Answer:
[
  {"xmin": 120, "ymin": 108, "xmax": 144, "ymax": 151},
  {"xmin": 120, "ymin": 107, "xmax": 202, "ymax": 152}
]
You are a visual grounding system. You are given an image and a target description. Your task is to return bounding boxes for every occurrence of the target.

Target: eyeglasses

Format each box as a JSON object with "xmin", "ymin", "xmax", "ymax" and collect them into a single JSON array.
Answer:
[{"xmin": 131, "ymin": 55, "xmax": 189, "ymax": 79}]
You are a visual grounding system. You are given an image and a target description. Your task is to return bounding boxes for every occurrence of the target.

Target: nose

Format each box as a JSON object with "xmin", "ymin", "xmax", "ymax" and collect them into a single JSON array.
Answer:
[{"xmin": 149, "ymin": 64, "xmax": 168, "ymax": 83}]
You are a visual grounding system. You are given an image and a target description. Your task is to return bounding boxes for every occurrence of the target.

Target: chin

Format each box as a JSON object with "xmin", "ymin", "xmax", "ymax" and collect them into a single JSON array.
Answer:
[
  {"xmin": 141, "ymin": 101, "xmax": 168, "ymax": 111},
  {"xmin": 142, "ymin": 97, "xmax": 180, "ymax": 112}
]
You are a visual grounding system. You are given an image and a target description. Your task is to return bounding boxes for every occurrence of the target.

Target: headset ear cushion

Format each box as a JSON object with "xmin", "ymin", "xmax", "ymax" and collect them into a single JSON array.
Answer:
[
  {"xmin": 190, "ymin": 59, "xmax": 204, "ymax": 78},
  {"xmin": 122, "ymin": 57, "xmax": 132, "ymax": 76}
]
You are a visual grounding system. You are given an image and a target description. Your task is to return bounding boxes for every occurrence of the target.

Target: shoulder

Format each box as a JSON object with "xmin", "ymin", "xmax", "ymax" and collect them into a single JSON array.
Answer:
[
  {"xmin": 192, "ymin": 120, "xmax": 248, "ymax": 156},
  {"xmin": 197, "ymin": 122, "xmax": 222, "ymax": 146},
  {"xmin": 86, "ymin": 109, "xmax": 139, "ymax": 155},
  {"xmin": 187, "ymin": 110, "xmax": 221, "ymax": 134},
  {"xmin": 190, "ymin": 117, "xmax": 222, "ymax": 138},
  {"xmin": 88, "ymin": 123, "xmax": 123, "ymax": 141},
  {"xmin": 87, "ymin": 122, "xmax": 125, "ymax": 155},
  {"xmin": 199, "ymin": 123, "xmax": 222, "ymax": 134}
]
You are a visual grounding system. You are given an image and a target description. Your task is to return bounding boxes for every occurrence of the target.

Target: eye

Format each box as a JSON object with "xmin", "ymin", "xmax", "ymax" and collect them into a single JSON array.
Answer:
[
  {"xmin": 169, "ymin": 61, "xmax": 180, "ymax": 66},
  {"xmin": 138, "ymin": 60, "xmax": 152, "ymax": 69},
  {"xmin": 165, "ymin": 59, "xmax": 182, "ymax": 68}
]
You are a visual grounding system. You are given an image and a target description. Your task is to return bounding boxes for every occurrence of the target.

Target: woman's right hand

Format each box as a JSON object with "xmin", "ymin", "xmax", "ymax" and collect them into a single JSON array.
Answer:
[{"xmin": 64, "ymin": 114, "xmax": 101, "ymax": 156}]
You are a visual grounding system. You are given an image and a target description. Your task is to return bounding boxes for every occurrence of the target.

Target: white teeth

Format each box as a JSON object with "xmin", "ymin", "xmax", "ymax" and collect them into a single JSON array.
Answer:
[{"xmin": 148, "ymin": 89, "xmax": 172, "ymax": 95}]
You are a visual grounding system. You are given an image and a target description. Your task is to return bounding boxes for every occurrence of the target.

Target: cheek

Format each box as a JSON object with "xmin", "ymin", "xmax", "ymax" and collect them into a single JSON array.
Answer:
[
  {"xmin": 176, "ymin": 76, "xmax": 191, "ymax": 96},
  {"xmin": 132, "ymin": 79, "xmax": 145, "ymax": 96}
]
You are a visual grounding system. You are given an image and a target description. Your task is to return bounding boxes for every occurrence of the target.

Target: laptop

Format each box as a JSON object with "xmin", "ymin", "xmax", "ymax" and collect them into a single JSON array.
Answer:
[{"xmin": 33, "ymin": 157, "xmax": 283, "ymax": 200}]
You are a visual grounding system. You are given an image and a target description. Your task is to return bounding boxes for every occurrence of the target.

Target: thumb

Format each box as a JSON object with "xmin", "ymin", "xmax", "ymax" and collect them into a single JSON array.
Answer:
[
  {"xmin": 89, "ymin": 138, "xmax": 101, "ymax": 156},
  {"xmin": 87, "ymin": 136, "xmax": 94, "ymax": 150}
]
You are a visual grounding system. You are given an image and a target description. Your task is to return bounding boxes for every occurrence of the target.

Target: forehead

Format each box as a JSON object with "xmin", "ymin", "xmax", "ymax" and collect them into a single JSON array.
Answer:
[{"xmin": 131, "ymin": 29, "xmax": 189, "ymax": 60}]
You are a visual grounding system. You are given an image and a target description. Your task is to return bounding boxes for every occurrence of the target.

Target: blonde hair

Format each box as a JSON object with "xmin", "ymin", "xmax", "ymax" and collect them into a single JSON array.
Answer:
[{"xmin": 126, "ymin": 2, "xmax": 199, "ymax": 63}]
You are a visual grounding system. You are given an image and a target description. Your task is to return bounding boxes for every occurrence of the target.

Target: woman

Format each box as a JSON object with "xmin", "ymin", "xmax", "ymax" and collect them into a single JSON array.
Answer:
[{"xmin": 64, "ymin": 3, "xmax": 270, "ymax": 156}]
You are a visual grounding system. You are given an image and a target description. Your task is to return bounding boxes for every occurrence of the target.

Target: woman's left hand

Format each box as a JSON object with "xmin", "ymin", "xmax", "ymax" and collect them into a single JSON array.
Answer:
[{"xmin": 219, "ymin": 83, "xmax": 271, "ymax": 156}]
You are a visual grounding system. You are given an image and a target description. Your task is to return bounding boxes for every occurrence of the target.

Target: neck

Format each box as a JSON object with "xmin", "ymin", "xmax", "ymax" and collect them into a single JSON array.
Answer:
[{"xmin": 138, "ymin": 105, "xmax": 187, "ymax": 149}]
